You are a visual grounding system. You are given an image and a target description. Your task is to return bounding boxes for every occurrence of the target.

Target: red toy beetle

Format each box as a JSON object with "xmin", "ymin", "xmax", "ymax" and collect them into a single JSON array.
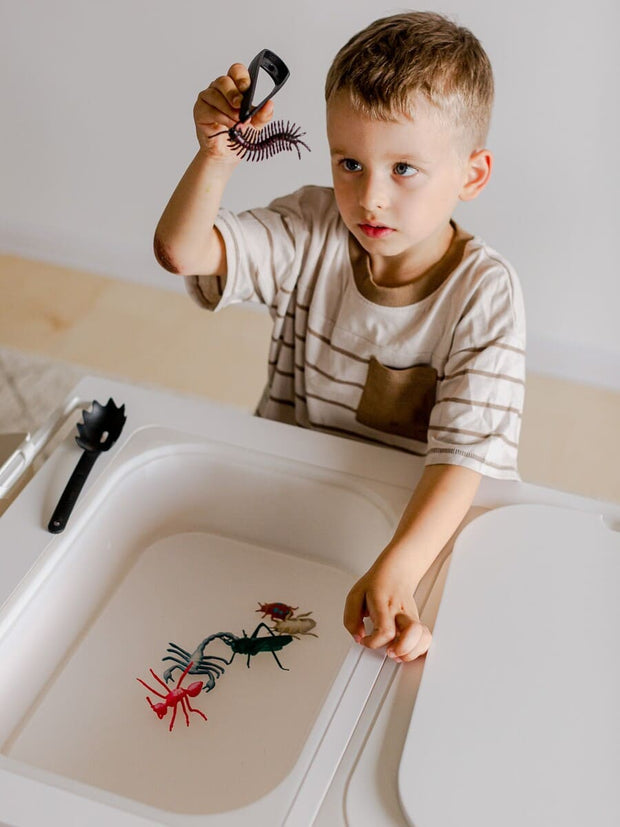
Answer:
[{"xmin": 256, "ymin": 601, "xmax": 298, "ymax": 622}]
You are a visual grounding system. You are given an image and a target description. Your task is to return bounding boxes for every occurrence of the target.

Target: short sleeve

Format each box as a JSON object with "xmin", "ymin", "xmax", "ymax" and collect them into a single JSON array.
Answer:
[
  {"xmin": 185, "ymin": 187, "xmax": 322, "ymax": 313},
  {"xmin": 425, "ymin": 262, "xmax": 526, "ymax": 479}
]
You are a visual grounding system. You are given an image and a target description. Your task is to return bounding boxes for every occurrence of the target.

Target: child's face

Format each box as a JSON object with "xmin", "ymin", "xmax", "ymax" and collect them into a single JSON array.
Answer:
[{"xmin": 327, "ymin": 93, "xmax": 485, "ymax": 277}]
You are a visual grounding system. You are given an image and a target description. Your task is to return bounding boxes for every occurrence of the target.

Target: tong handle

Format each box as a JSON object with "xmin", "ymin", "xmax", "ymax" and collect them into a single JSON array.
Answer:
[
  {"xmin": 48, "ymin": 449, "xmax": 99, "ymax": 533},
  {"xmin": 239, "ymin": 49, "xmax": 290, "ymax": 123}
]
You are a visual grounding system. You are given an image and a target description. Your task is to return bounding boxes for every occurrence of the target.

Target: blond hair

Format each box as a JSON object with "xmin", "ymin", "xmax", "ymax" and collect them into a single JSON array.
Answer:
[{"xmin": 325, "ymin": 11, "xmax": 494, "ymax": 151}]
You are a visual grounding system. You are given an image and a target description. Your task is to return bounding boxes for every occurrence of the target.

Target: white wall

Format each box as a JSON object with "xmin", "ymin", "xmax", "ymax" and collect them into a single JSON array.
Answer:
[{"xmin": 1, "ymin": 0, "xmax": 618, "ymax": 389}]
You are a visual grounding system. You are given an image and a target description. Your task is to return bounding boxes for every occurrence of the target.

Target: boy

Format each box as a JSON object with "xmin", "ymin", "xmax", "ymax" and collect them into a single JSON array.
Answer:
[{"xmin": 154, "ymin": 12, "xmax": 526, "ymax": 663}]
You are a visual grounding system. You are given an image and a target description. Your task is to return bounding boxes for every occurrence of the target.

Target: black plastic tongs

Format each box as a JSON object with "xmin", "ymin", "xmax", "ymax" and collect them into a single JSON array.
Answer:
[
  {"xmin": 238, "ymin": 49, "xmax": 290, "ymax": 123},
  {"xmin": 210, "ymin": 48, "xmax": 308, "ymax": 162}
]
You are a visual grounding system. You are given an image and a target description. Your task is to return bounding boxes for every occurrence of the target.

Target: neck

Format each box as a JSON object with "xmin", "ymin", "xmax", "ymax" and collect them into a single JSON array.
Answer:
[{"xmin": 369, "ymin": 223, "xmax": 455, "ymax": 287}]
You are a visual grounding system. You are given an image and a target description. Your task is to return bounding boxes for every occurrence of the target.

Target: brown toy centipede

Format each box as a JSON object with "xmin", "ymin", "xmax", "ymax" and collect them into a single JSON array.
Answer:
[{"xmin": 211, "ymin": 120, "xmax": 310, "ymax": 162}]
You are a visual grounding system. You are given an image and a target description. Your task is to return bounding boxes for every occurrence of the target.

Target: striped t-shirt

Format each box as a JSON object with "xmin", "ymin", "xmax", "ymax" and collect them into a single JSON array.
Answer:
[{"xmin": 186, "ymin": 185, "xmax": 526, "ymax": 479}]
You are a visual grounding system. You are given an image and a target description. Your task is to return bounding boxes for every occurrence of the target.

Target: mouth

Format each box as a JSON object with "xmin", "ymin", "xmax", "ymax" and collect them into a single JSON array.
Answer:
[{"xmin": 358, "ymin": 223, "xmax": 394, "ymax": 239}]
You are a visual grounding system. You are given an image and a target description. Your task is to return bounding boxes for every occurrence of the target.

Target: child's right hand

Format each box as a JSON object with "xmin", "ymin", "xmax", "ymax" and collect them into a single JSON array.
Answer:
[{"xmin": 193, "ymin": 63, "xmax": 275, "ymax": 161}]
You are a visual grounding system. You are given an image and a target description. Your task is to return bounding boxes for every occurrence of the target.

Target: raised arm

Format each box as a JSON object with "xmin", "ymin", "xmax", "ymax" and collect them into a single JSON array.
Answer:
[
  {"xmin": 153, "ymin": 63, "xmax": 274, "ymax": 278},
  {"xmin": 343, "ymin": 463, "xmax": 481, "ymax": 661}
]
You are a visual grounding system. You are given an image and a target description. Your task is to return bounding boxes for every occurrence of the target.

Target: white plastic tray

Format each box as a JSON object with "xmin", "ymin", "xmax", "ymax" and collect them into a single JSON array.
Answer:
[{"xmin": 0, "ymin": 426, "xmax": 394, "ymax": 825}]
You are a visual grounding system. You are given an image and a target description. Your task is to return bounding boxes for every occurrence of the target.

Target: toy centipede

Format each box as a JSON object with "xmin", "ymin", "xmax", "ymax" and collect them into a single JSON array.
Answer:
[{"xmin": 210, "ymin": 48, "xmax": 310, "ymax": 162}]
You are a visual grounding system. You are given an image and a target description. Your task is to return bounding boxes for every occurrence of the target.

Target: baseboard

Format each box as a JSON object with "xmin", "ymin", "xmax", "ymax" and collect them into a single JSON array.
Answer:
[
  {"xmin": 0, "ymin": 224, "xmax": 182, "ymax": 295},
  {"xmin": 527, "ymin": 336, "xmax": 619, "ymax": 391},
  {"xmin": 2, "ymin": 228, "xmax": 619, "ymax": 392}
]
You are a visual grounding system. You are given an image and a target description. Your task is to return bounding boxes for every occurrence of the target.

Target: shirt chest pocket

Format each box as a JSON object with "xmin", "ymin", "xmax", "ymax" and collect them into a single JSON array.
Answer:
[{"xmin": 355, "ymin": 356, "xmax": 438, "ymax": 442}]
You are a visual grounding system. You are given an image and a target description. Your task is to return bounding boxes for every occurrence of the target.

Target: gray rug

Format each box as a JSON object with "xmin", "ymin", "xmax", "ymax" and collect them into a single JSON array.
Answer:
[{"xmin": 0, "ymin": 346, "xmax": 89, "ymax": 435}]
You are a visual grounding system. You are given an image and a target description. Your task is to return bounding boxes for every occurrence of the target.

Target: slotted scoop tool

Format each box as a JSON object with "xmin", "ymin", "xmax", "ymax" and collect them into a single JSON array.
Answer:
[{"xmin": 48, "ymin": 398, "xmax": 126, "ymax": 533}]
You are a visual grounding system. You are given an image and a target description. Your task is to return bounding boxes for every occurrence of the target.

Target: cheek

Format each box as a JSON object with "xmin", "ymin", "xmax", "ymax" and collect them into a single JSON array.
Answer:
[
  {"xmin": 402, "ymin": 176, "xmax": 457, "ymax": 212},
  {"xmin": 332, "ymin": 178, "xmax": 355, "ymax": 215}
]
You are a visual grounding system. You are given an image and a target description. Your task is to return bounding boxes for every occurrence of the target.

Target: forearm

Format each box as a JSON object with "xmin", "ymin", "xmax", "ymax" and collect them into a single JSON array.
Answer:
[
  {"xmin": 343, "ymin": 463, "xmax": 480, "ymax": 658},
  {"xmin": 376, "ymin": 464, "xmax": 481, "ymax": 590},
  {"xmin": 154, "ymin": 150, "xmax": 236, "ymax": 276}
]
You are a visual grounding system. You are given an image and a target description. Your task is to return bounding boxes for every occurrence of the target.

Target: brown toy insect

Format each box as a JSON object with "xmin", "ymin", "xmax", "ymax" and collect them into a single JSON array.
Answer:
[{"xmin": 272, "ymin": 612, "xmax": 318, "ymax": 639}]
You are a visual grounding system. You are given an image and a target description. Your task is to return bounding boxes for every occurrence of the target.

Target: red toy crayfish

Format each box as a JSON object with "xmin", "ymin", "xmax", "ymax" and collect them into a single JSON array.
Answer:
[{"xmin": 137, "ymin": 660, "xmax": 207, "ymax": 732}]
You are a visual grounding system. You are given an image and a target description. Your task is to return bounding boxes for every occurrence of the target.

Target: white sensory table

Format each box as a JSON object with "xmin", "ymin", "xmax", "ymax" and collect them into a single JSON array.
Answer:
[{"xmin": 0, "ymin": 377, "xmax": 617, "ymax": 826}]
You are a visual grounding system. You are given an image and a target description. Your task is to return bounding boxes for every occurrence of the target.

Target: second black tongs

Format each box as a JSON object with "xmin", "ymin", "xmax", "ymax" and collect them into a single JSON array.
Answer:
[{"xmin": 48, "ymin": 398, "xmax": 126, "ymax": 533}]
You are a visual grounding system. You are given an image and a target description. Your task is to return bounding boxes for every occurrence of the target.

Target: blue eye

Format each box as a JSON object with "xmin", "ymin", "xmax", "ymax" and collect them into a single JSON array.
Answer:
[
  {"xmin": 341, "ymin": 158, "xmax": 362, "ymax": 172},
  {"xmin": 394, "ymin": 162, "xmax": 417, "ymax": 177}
]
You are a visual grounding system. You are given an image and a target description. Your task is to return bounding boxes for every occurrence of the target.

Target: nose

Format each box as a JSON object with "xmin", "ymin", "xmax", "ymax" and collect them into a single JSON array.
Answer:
[{"xmin": 358, "ymin": 171, "xmax": 387, "ymax": 213}]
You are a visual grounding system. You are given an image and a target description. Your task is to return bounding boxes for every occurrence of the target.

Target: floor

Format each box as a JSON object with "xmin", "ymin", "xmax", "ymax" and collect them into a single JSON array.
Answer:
[{"xmin": 1, "ymin": 253, "xmax": 619, "ymax": 505}]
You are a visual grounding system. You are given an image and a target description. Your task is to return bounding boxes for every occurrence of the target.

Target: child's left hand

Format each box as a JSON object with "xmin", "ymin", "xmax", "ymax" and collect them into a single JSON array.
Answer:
[{"xmin": 343, "ymin": 557, "xmax": 432, "ymax": 662}]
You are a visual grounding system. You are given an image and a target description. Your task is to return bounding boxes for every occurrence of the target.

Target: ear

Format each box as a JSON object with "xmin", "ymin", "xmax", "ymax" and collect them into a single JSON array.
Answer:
[{"xmin": 459, "ymin": 149, "xmax": 493, "ymax": 201}]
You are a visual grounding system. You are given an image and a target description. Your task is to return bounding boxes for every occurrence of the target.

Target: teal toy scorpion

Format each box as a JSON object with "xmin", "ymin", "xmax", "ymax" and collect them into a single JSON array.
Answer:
[{"xmin": 163, "ymin": 622, "xmax": 294, "ymax": 689}]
